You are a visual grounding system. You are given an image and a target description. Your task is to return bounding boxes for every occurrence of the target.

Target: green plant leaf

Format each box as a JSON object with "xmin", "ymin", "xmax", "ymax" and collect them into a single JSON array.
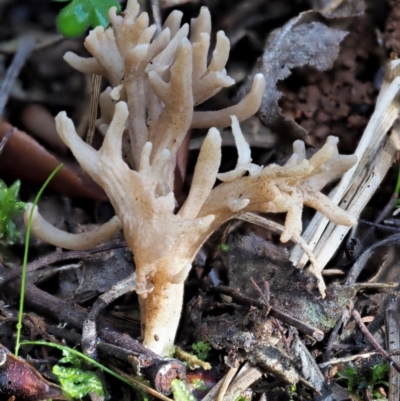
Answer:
[
  {"xmin": 336, "ymin": 363, "xmax": 389, "ymax": 400},
  {"xmin": 55, "ymin": 0, "xmax": 121, "ymax": 37},
  {"xmin": 337, "ymin": 367, "xmax": 357, "ymax": 391},
  {"xmin": 371, "ymin": 363, "xmax": 389, "ymax": 384}
]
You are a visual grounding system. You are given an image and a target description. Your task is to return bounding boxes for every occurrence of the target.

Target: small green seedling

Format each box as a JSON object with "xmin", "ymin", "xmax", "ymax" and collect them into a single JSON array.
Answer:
[
  {"xmin": 336, "ymin": 362, "xmax": 389, "ymax": 400},
  {"xmin": 52, "ymin": 349, "xmax": 104, "ymax": 399},
  {"xmin": 54, "ymin": 0, "xmax": 121, "ymax": 37},
  {"xmin": 0, "ymin": 180, "xmax": 26, "ymax": 245},
  {"xmin": 191, "ymin": 341, "xmax": 212, "ymax": 361},
  {"xmin": 15, "ymin": 164, "xmax": 63, "ymax": 357}
]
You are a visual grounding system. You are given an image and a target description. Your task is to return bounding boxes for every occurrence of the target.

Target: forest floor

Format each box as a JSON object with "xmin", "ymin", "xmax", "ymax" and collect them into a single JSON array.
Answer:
[{"xmin": 1, "ymin": 0, "xmax": 400, "ymax": 400}]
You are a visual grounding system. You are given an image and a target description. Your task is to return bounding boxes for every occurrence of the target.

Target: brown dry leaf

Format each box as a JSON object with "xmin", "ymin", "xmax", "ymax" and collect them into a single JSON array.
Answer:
[
  {"xmin": 0, "ymin": 120, "xmax": 107, "ymax": 201},
  {"xmin": 254, "ymin": 11, "xmax": 348, "ymax": 140}
]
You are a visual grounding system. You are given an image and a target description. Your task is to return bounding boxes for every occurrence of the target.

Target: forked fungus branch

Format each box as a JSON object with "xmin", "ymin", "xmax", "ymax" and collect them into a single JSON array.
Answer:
[{"xmin": 25, "ymin": 0, "xmax": 357, "ymax": 356}]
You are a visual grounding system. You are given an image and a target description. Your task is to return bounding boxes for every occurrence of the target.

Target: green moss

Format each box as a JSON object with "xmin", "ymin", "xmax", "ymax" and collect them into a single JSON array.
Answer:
[
  {"xmin": 171, "ymin": 379, "xmax": 196, "ymax": 401},
  {"xmin": 0, "ymin": 180, "xmax": 26, "ymax": 245},
  {"xmin": 191, "ymin": 341, "xmax": 212, "ymax": 361},
  {"xmin": 53, "ymin": 365, "xmax": 104, "ymax": 399}
]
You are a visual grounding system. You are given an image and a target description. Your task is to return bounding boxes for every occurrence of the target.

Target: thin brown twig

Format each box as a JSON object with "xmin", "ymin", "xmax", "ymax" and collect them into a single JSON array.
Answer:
[
  {"xmin": 112, "ymin": 365, "xmax": 173, "ymax": 401},
  {"xmin": 214, "ymin": 286, "xmax": 324, "ymax": 341},
  {"xmin": 0, "ymin": 240, "xmax": 127, "ymax": 287},
  {"xmin": 249, "ymin": 277, "xmax": 269, "ymax": 305},
  {"xmin": 7, "ymin": 278, "xmax": 186, "ymax": 394},
  {"xmin": 352, "ymin": 309, "xmax": 400, "ymax": 373},
  {"xmin": 205, "ymin": 222, "xmax": 231, "ymax": 272},
  {"xmin": 359, "ymin": 193, "xmax": 398, "ymax": 242},
  {"xmin": 273, "ymin": 318, "xmax": 291, "ymax": 354},
  {"xmin": 322, "ymin": 308, "xmax": 349, "ymax": 377}
]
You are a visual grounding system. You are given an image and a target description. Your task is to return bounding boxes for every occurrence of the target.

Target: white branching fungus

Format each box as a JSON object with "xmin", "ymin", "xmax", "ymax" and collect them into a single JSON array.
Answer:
[{"xmin": 25, "ymin": 0, "xmax": 357, "ymax": 356}]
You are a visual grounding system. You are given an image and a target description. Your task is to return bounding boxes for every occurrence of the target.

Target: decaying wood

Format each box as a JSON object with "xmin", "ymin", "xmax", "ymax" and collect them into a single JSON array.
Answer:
[
  {"xmin": 201, "ymin": 363, "xmax": 263, "ymax": 401},
  {"xmin": 290, "ymin": 60, "xmax": 400, "ymax": 277},
  {"xmin": 4, "ymin": 279, "xmax": 186, "ymax": 394}
]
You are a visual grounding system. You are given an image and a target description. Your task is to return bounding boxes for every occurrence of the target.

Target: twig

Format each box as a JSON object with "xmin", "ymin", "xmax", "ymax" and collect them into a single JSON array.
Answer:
[
  {"xmin": 322, "ymin": 308, "xmax": 349, "ymax": 377},
  {"xmin": 5, "ymin": 279, "xmax": 186, "ymax": 393},
  {"xmin": 359, "ymin": 219, "xmax": 400, "ymax": 232},
  {"xmin": 214, "ymin": 286, "xmax": 324, "ymax": 341},
  {"xmin": 214, "ymin": 285, "xmax": 265, "ymax": 309},
  {"xmin": 374, "ymin": 193, "xmax": 398, "ymax": 225},
  {"xmin": 320, "ymin": 348, "xmax": 400, "ymax": 368},
  {"xmin": 273, "ymin": 318, "xmax": 291, "ymax": 354},
  {"xmin": 319, "ymin": 351, "xmax": 379, "ymax": 368},
  {"xmin": 270, "ymin": 308, "xmax": 324, "ymax": 342},
  {"xmin": 0, "ymin": 34, "xmax": 64, "ymax": 55},
  {"xmin": 345, "ymin": 232, "xmax": 400, "ymax": 286},
  {"xmin": 249, "ymin": 277, "xmax": 269, "ymax": 305},
  {"xmin": 384, "ymin": 299, "xmax": 400, "ymax": 401},
  {"xmin": 0, "ymin": 127, "xmax": 14, "ymax": 153},
  {"xmin": 112, "ymin": 365, "xmax": 174, "ymax": 401},
  {"xmin": 174, "ymin": 346, "xmax": 211, "ymax": 370},
  {"xmin": 0, "ymin": 36, "xmax": 36, "ymax": 117},
  {"xmin": 82, "ymin": 274, "xmax": 138, "ymax": 359},
  {"xmin": 149, "ymin": 0, "xmax": 162, "ymax": 34},
  {"xmin": 203, "ymin": 222, "xmax": 231, "ymax": 278},
  {"xmin": 86, "ymin": 75, "xmax": 102, "ymax": 145},
  {"xmin": 352, "ymin": 309, "xmax": 400, "ymax": 373},
  {"xmin": 216, "ymin": 367, "xmax": 238, "ymax": 401},
  {"xmin": 222, "ymin": 363, "xmax": 263, "ymax": 401},
  {"xmin": 238, "ymin": 213, "xmax": 317, "ymax": 267},
  {"xmin": 360, "ymin": 181, "xmax": 399, "ymax": 241},
  {"xmin": 0, "ymin": 240, "xmax": 127, "ymax": 287}
]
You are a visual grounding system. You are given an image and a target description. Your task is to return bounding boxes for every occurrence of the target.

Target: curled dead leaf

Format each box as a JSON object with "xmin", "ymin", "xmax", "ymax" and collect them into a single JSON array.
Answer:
[{"xmin": 0, "ymin": 120, "xmax": 107, "ymax": 201}]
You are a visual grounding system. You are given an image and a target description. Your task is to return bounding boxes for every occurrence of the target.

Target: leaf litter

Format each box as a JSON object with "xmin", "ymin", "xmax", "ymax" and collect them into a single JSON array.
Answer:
[{"xmin": 1, "ymin": 0, "xmax": 400, "ymax": 400}]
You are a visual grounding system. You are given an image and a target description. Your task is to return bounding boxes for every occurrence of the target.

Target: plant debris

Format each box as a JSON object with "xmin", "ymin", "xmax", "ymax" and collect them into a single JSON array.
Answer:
[
  {"xmin": 253, "ymin": 11, "xmax": 348, "ymax": 140},
  {"xmin": 0, "ymin": 344, "xmax": 65, "ymax": 401},
  {"xmin": 1, "ymin": 0, "xmax": 400, "ymax": 400}
]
